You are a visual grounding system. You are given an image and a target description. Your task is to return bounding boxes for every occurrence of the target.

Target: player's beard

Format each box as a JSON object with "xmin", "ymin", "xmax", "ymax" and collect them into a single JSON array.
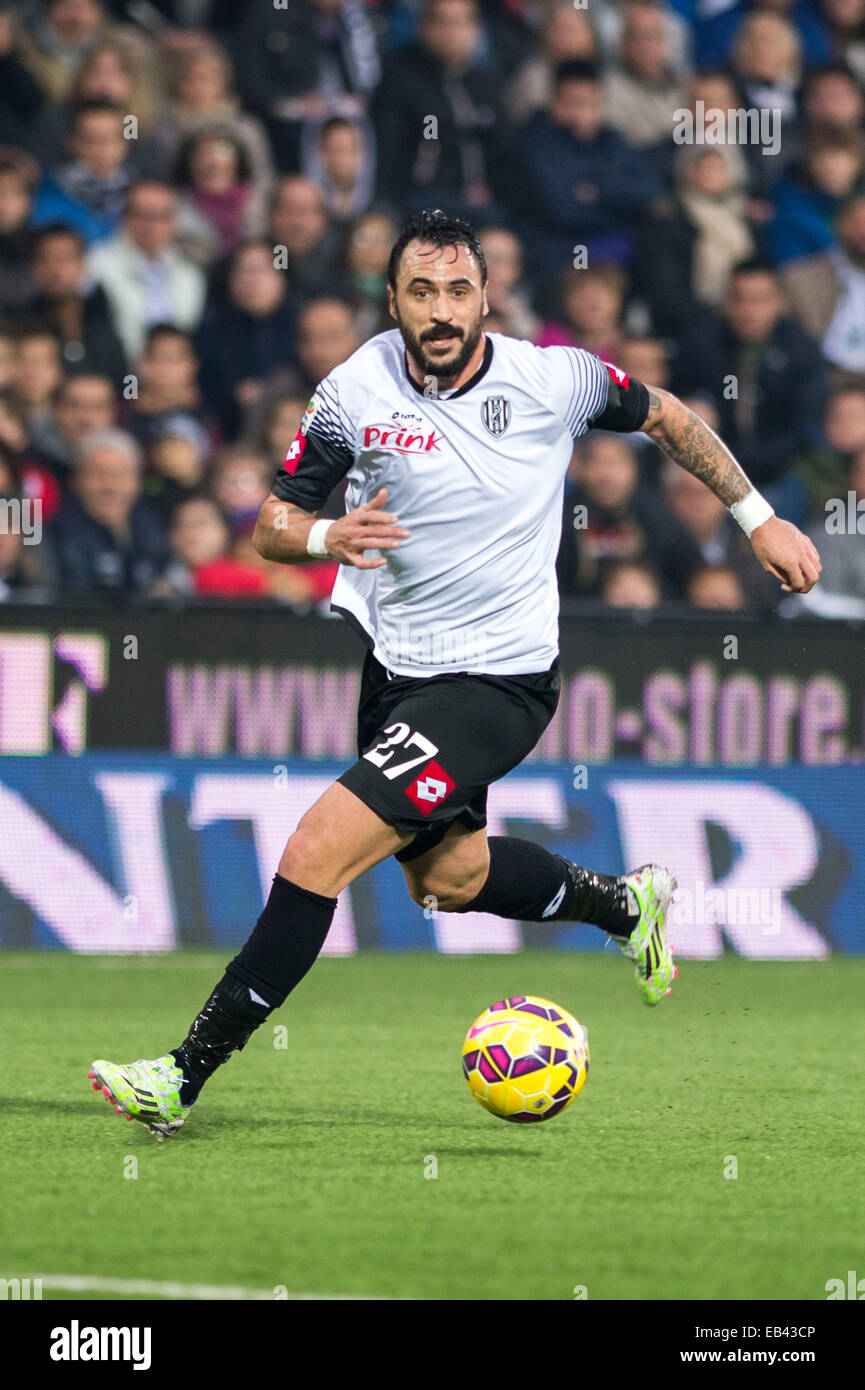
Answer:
[{"xmin": 397, "ymin": 312, "xmax": 485, "ymax": 387}]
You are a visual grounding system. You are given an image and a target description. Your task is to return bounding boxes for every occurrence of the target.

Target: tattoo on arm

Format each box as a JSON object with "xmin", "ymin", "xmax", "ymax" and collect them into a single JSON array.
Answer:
[{"xmin": 643, "ymin": 388, "xmax": 752, "ymax": 507}]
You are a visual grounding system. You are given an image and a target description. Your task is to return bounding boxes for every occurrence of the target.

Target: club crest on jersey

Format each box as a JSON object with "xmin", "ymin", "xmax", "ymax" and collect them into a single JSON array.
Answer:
[{"xmin": 481, "ymin": 395, "xmax": 511, "ymax": 437}]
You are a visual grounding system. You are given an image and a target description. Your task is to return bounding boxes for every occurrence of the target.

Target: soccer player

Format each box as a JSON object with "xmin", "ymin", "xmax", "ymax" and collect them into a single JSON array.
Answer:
[{"xmin": 90, "ymin": 210, "xmax": 821, "ymax": 1137}]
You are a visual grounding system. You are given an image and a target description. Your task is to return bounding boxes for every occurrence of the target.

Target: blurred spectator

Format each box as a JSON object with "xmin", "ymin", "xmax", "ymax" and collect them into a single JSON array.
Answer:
[
  {"xmin": 49, "ymin": 426, "xmax": 169, "ymax": 596},
  {"xmin": 557, "ymin": 432, "xmax": 703, "ymax": 597},
  {"xmin": 639, "ymin": 148, "xmax": 756, "ymax": 339},
  {"xmin": 31, "ymin": 99, "xmax": 139, "ymax": 243},
  {"xmin": 662, "ymin": 447, "xmax": 778, "ymax": 608},
  {"xmin": 781, "ymin": 193, "xmax": 865, "ymax": 380},
  {"xmin": 696, "ymin": 0, "xmax": 832, "ymax": 72},
  {"xmin": 269, "ymin": 175, "xmax": 344, "ymax": 299},
  {"xmin": 31, "ymin": 37, "xmax": 159, "ymax": 171},
  {"xmin": 233, "ymin": 0, "xmax": 381, "ymax": 172},
  {"xmin": 600, "ymin": 558, "xmax": 662, "ymax": 608},
  {"xmin": 372, "ymin": 0, "xmax": 508, "ymax": 221},
  {"xmin": 211, "ymin": 444, "xmax": 271, "ymax": 535},
  {"xmin": 820, "ymin": 0, "xmax": 865, "ymax": 85},
  {"xmin": 122, "ymin": 324, "xmax": 215, "ymax": 456},
  {"xmin": 767, "ymin": 127, "xmax": 865, "ymax": 265},
  {"xmin": 153, "ymin": 494, "xmax": 269, "ymax": 599},
  {"xmin": 88, "ymin": 179, "xmax": 207, "ymax": 359},
  {"xmin": 619, "ymin": 336, "xmax": 671, "ymax": 392},
  {"xmin": 293, "ymin": 296, "xmax": 360, "ymax": 396},
  {"xmin": 0, "ymin": 401, "xmax": 63, "ymax": 522},
  {"xmin": 686, "ymin": 563, "xmax": 747, "ymax": 611},
  {"xmin": 0, "ymin": 6, "xmax": 45, "ymax": 150},
  {"xmin": 637, "ymin": 147, "xmax": 754, "ymax": 337},
  {"xmin": 603, "ymin": 2, "xmax": 687, "ymax": 157},
  {"xmin": 793, "ymin": 383, "xmax": 865, "ymax": 513},
  {"xmin": 27, "ymin": 223, "xmax": 127, "ymax": 383},
  {"xmin": 344, "ymin": 210, "xmax": 396, "ymax": 340},
  {"xmin": 173, "ymin": 128, "xmax": 268, "ymax": 265},
  {"xmin": 799, "ymin": 444, "xmax": 865, "ymax": 609},
  {"xmin": 301, "ymin": 114, "xmax": 376, "ymax": 223},
  {"xmin": 32, "ymin": 370, "xmax": 116, "ymax": 475},
  {"xmin": 232, "ymin": 528, "xmax": 337, "ymax": 606},
  {"xmin": 0, "ymin": 391, "xmax": 35, "ymax": 466},
  {"xmin": 617, "ymin": 335, "xmax": 672, "ymax": 485},
  {"xmin": 16, "ymin": 0, "xmax": 109, "ymax": 103},
  {"xmin": 150, "ymin": 38, "xmax": 273, "ymax": 192},
  {"xmin": 674, "ymin": 259, "xmax": 827, "ymax": 511},
  {"xmin": 478, "ymin": 226, "xmax": 540, "ymax": 340},
  {"xmin": 0, "ymin": 148, "xmax": 39, "ymax": 313},
  {"xmin": 0, "ymin": 450, "xmax": 55, "ymax": 601},
  {"xmin": 514, "ymin": 59, "xmax": 660, "ymax": 279},
  {"xmin": 9, "ymin": 325, "xmax": 64, "ymax": 448},
  {"xmin": 140, "ymin": 414, "xmax": 211, "ymax": 521},
  {"xmin": 195, "ymin": 240, "xmax": 298, "ymax": 436},
  {"xmin": 251, "ymin": 392, "xmax": 307, "ymax": 475},
  {"xmin": 678, "ymin": 70, "xmax": 754, "ymax": 199},
  {"xmin": 731, "ymin": 12, "xmax": 802, "ymax": 129},
  {"xmin": 504, "ymin": 0, "xmax": 599, "ymax": 124},
  {"xmin": 592, "ymin": 0, "xmax": 694, "ymax": 74},
  {"xmin": 801, "ymin": 60, "xmax": 865, "ymax": 132},
  {"xmin": 538, "ymin": 264, "xmax": 626, "ymax": 359}
]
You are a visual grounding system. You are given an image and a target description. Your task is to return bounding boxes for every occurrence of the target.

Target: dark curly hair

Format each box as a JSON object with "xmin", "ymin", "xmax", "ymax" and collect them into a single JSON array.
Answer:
[{"xmin": 387, "ymin": 208, "xmax": 487, "ymax": 289}]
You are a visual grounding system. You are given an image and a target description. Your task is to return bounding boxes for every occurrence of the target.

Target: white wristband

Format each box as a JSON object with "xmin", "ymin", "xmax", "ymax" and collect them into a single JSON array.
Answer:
[
  {"xmin": 730, "ymin": 489, "xmax": 774, "ymax": 538},
  {"xmin": 306, "ymin": 519, "xmax": 334, "ymax": 558}
]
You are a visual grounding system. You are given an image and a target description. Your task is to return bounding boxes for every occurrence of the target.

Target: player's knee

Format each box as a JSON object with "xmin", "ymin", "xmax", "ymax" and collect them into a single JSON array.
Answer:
[
  {"xmin": 279, "ymin": 824, "xmax": 328, "ymax": 888},
  {"xmin": 405, "ymin": 866, "xmax": 485, "ymax": 912}
]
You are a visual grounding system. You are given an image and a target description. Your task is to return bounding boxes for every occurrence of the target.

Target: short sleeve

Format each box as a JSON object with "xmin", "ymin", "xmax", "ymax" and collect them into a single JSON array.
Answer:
[
  {"xmin": 542, "ymin": 346, "xmax": 610, "ymax": 435},
  {"xmin": 271, "ymin": 373, "xmax": 355, "ymax": 512},
  {"xmin": 542, "ymin": 347, "xmax": 651, "ymax": 436}
]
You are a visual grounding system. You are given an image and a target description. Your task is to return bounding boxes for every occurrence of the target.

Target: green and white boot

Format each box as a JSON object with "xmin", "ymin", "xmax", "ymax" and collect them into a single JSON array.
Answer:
[
  {"xmin": 89, "ymin": 1055, "xmax": 190, "ymax": 1139},
  {"xmin": 613, "ymin": 865, "xmax": 678, "ymax": 1006}
]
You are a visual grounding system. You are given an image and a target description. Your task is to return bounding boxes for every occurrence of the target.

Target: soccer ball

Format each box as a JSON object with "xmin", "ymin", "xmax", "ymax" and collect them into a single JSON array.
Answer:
[{"xmin": 461, "ymin": 995, "xmax": 589, "ymax": 1123}]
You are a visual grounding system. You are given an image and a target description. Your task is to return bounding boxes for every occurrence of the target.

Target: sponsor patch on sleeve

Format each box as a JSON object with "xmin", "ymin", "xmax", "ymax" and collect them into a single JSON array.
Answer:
[
  {"xmin": 601, "ymin": 359, "xmax": 630, "ymax": 389},
  {"xmin": 283, "ymin": 395, "xmax": 321, "ymax": 474},
  {"xmin": 300, "ymin": 395, "xmax": 320, "ymax": 436}
]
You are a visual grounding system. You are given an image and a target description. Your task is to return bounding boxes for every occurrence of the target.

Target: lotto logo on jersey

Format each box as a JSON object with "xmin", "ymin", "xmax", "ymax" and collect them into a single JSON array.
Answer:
[
  {"xmin": 602, "ymin": 359, "xmax": 630, "ymax": 388},
  {"xmin": 405, "ymin": 760, "xmax": 456, "ymax": 815},
  {"xmin": 284, "ymin": 432, "xmax": 306, "ymax": 473}
]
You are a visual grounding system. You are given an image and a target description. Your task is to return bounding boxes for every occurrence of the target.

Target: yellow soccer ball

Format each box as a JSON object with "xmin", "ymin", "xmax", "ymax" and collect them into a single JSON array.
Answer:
[{"xmin": 461, "ymin": 995, "xmax": 589, "ymax": 1123}]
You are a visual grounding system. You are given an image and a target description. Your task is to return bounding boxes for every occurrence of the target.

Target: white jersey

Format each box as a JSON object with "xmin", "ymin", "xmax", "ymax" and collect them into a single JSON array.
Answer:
[{"xmin": 273, "ymin": 328, "xmax": 640, "ymax": 676}]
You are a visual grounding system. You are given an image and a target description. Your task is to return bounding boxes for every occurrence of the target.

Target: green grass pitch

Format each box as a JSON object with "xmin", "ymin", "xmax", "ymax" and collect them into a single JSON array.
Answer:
[{"xmin": 2, "ymin": 951, "xmax": 863, "ymax": 1302}]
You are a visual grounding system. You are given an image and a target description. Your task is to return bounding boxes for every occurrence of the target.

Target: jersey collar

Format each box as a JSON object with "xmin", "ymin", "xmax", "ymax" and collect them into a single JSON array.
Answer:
[{"xmin": 403, "ymin": 334, "xmax": 493, "ymax": 401}]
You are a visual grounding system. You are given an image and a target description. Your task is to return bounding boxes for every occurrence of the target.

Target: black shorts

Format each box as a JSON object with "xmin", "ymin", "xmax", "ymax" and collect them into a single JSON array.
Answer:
[{"xmin": 338, "ymin": 649, "xmax": 560, "ymax": 863}]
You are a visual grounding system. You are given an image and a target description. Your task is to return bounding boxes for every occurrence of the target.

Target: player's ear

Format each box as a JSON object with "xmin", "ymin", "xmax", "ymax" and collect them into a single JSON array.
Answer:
[
  {"xmin": 481, "ymin": 288, "xmax": 489, "ymax": 318},
  {"xmin": 386, "ymin": 285, "xmax": 397, "ymax": 322}
]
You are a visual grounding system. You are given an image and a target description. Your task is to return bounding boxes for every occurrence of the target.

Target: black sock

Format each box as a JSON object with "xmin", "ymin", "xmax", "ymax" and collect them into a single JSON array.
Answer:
[
  {"xmin": 172, "ymin": 874, "xmax": 336, "ymax": 1104},
  {"xmin": 454, "ymin": 837, "xmax": 637, "ymax": 932}
]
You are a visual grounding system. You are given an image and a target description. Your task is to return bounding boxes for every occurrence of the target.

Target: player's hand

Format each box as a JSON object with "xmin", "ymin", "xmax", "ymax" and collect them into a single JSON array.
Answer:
[
  {"xmin": 750, "ymin": 515, "xmax": 822, "ymax": 593},
  {"xmin": 325, "ymin": 489, "xmax": 410, "ymax": 570}
]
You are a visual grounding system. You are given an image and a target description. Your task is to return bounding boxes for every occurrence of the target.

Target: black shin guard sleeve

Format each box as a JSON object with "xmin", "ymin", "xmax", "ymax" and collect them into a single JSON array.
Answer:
[
  {"xmin": 454, "ymin": 837, "xmax": 631, "ymax": 929},
  {"xmin": 225, "ymin": 874, "xmax": 337, "ymax": 1010}
]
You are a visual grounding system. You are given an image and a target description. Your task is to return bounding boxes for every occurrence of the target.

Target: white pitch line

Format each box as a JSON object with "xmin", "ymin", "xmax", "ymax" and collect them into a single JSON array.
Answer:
[{"xmin": 15, "ymin": 1275, "xmax": 400, "ymax": 1302}]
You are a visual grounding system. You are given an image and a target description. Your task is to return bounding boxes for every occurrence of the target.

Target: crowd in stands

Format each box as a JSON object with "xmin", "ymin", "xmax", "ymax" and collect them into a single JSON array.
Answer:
[{"xmin": 0, "ymin": 0, "xmax": 864, "ymax": 618}]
